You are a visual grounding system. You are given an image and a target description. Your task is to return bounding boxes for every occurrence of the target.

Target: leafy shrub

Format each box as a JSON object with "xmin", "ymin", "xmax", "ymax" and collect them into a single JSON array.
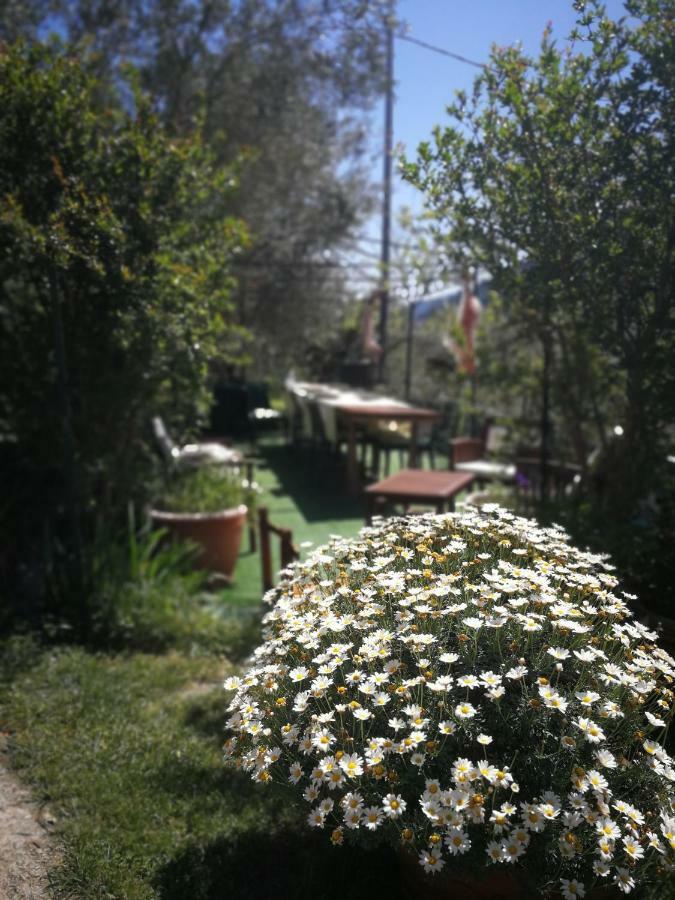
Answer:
[
  {"xmin": 156, "ymin": 466, "xmax": 261, "ymax": 516},
  {"xmin": 85, "ymin": 509, "xmax": 257, "ymax": 656},
  {"xmin": 0, "ymin": 41, "xmax": 248, "ymax": 630}
]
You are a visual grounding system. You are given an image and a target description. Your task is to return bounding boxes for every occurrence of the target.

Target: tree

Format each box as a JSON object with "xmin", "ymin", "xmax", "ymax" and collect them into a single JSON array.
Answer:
[
  {"xmin": 0, "ymin": 42, "xmax": 247, "ymax": 625},
  {"xmin": 2, "ymin": 1, "xmax": 393, "ymax": 373},
  {"xmin": 403, "ymin": 0, "xmax": 674, "ymax": 513}
]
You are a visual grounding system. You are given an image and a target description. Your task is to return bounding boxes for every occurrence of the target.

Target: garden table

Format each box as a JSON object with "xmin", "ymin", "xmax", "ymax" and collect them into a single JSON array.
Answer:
[
  {"xmin": 364, "ymin": 468, "xmax": 474, "ymax": 523},
  {"xmin": 336, "ymin": 403, "xmax": 440, "ymax": 494},
  {"xmin": 285, "ymin": 379, "xmax": 440, "ymax": 493}
]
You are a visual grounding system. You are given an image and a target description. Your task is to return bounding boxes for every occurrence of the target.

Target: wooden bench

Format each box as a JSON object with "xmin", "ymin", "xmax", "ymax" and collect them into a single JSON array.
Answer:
[{"xmin": 364, "ymin": 469, "xmax": 475, "ymax": 524}]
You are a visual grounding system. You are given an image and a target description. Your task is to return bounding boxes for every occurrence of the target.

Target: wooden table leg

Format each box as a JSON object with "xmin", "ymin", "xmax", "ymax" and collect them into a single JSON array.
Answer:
[
  {"xmin": 408, "ymin": 421, "xmax": 419, "ymax": 468},
  {"xmin": 345, "ymin": 416, "xmax": 360, "ymax": 495},
  {"xmin": 365, "ymin": 493, "xmax": 377, "ymax": 525}
]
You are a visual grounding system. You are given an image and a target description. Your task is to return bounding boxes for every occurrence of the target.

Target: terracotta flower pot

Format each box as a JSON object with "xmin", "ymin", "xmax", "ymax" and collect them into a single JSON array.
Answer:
[
  {"xmin": 397, "ymin": 849, "xmax": 621, "ymax": 900},
  {"xmin": 151, "ymin": 504, "xmax": 247, "ymax": 580},
  {"xmin": 397, "ymin": 852, "xmax": 529, "ymax": 899}
]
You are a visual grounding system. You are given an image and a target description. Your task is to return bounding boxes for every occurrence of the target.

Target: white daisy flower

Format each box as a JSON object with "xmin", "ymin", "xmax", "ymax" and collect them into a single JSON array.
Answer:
[
  {"xmin": 613, "ymin": 867, "xmax": 635, "ymax": 894},
  {"xmin": 560, "ymin": 878, "xmax": 585, "ymax": 899},
  {"xmin": 446, "ymin": 827, "xmax": 470, "ymax": 855},
  {"xmin": 505, "ymin": 666, "xmax": 528, "ymax": 680},
  {"xmin": 486, "ymin": 840, "xmax": 504, "ymax": 863},
  {"xmin": 288, "ymin": 666, "xmax": 309, "ymax": 683},
  {"xmin": 418, "ymin": 847, "xmax": 445, "ymax": 874},
  {"xmin": 595, "ymin": 749, "xmax": 617, "ymax": 768},
  {"xmin": 307, "ymin": 807, "xmax": 325, "ymax": 828},
  {"xmin": 339, "ymin": 753, "xmax": 364, "ymax": 778},
  {"xmin": 645, "ymin": 711, "xmax": 666, "ymax": 728},
  {"xmin": 438, "ymin": 720, "xmax": 457, "ymax": 735},
  {"xmin": 382, "ymin": 793, "xmax": 406, "ymax": 817},
  {"xmin": 362, "ymin": 806, "xmax": 383, "ymax": 830}
]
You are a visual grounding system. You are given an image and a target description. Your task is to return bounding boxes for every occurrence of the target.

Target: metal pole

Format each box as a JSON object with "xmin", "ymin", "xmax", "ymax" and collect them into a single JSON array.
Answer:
[
  {"xmin": 540, "ymin": 331, "xmax": 551, "ymax": 503},
  {"xmin": 404, "ymin": 299, "xmax": 414, "ymax": 399},
  {"xmin": 540, "ymin": 294, "xmax": 551, "ymax": 503},
  {"xmin": 378, "ymin": 7, "xmax": 394, "ymax": 382}
]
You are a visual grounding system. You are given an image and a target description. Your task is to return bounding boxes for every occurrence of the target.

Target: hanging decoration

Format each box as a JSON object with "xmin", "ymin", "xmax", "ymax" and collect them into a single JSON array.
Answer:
[{"xmin": 444, "ymin": 270, "xmax": 482, "ymax": 374}]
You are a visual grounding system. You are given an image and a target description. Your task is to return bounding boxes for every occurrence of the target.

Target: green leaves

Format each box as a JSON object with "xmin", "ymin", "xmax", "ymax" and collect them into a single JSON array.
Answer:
[
  {"xmin": 0, "ymin": 41, "xmax": 248, "ymax": 623},
  {"xmin": 403, "ymin": 0, "xmax": 674, "ymax": 516}
]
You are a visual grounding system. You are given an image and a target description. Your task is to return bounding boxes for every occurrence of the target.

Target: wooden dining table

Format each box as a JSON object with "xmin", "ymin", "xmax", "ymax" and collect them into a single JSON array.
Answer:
[
  {"xmin": 285, "ymin": 379, "xmax": 441, "ymax": 494},
  {"xmin": 336, "ymin": 401, "xmax": 441, "ymax": 494}
]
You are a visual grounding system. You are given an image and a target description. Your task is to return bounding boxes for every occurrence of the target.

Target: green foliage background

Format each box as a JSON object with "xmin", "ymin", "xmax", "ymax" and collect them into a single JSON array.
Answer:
[
  {"xmin": 0, "ymin": 42, "xmax": 248, "ymax": 626},
  {"xmin": 403, "ymin": 0, "xmax": 674, "ymax": 512}
]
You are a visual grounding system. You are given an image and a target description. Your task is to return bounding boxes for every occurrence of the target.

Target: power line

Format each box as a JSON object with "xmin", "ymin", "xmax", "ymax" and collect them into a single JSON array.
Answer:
[
  {"xmin": 397, "ymin": 33, "xmax": 487, "ymax": 70},
  {"xmin": 336, "ymin": 242, "xmax": 384, "ymax": 262},
  {"xmin": 351, "ymin": 234, "xmax": 417, "ymax": 251}
]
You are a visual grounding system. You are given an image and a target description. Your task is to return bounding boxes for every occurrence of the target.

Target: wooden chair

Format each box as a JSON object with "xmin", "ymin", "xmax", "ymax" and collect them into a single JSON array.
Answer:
[
  {"xmin": 448, "ymin": 425, "xmax": 515, "ymax": 485},
  {"xmin": 514, "ymin": 457, "xmax": 582, "ymax": 507},
  {"xmin": 258, "ymin": 506, "xmax": 299, "ymax": 592}
]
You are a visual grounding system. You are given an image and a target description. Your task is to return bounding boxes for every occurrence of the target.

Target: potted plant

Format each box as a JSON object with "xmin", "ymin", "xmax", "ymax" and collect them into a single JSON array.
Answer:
[
  {"xmin": 224, "ymin": 505, "xmax": 675, "ymax": 897},
  {"xmin": 151, "ymin": 466, "xmax": 259, "ymax": 581}
]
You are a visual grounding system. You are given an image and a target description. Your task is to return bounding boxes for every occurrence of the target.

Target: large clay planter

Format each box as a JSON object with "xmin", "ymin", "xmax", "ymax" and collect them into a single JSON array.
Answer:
[
  {"xmin": 151, "ymin": 504, "xmax": 247, "ymax": 580},
  {"xmin": 398, "ymin": 851, "xmax": 531, "ymax": 900},
  {"xmin": 397, "ymin": 850, "xmax": 621, "ymax": 900}
]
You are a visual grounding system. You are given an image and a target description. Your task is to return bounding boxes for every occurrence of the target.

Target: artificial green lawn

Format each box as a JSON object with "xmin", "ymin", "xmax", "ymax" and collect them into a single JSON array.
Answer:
[
  {"xmin": 222, "ymin": 439, "xmax": 368, "ymax": 607},
  {"xmin": 224, "ymin": 436, "xmax": 455, "ymax": 608}
]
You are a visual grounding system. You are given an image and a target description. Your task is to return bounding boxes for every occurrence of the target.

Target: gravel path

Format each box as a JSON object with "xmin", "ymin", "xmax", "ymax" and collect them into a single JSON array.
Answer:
[{"xmin": 0, "ymin": 757, "xmax": 57, "ymax": 900}]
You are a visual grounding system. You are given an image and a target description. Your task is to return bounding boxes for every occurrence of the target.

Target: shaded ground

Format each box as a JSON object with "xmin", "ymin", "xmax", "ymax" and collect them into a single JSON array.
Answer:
[
  {"xmin": 0, "ymin": 648, "xmax": 411, "ymax": 899},
  {"xmin": 0, "ymin": 751, "xmax": 57, "ymax": 899}
]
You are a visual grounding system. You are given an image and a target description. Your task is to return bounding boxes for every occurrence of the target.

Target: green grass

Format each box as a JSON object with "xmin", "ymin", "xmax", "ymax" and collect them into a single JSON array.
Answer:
[
  {"xmin": 0, "ymin": 642, "xmax": 408, "ymax": 899},
  {"xmin": 0, "ymin": 443, "xmax": 415, "ymax": 898}
]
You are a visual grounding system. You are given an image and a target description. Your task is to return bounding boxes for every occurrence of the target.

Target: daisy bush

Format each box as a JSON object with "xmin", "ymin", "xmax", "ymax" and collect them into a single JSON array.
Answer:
[{"xmin": 224, "ymin": 506, "xmax": 675, "ymax": 896}]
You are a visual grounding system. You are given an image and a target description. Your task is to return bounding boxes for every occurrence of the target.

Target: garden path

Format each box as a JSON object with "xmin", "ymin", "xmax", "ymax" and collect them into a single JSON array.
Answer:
[{"xmin": 0, "ymin": 751, "xmax": 57, "ymax": 899}]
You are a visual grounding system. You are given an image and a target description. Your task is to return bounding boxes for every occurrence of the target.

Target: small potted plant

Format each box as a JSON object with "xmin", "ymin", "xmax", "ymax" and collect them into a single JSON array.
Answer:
[
  {"xmin": 151, "ymin": 466, "xmax": 259, "ymax": 581},
  {"xmin": 224, "ymin": 506, "xmax": 675, "ymax": 897}
]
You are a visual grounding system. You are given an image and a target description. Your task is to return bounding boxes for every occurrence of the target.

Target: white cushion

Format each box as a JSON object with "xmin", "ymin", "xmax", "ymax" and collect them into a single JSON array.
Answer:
[
  {"xmin": 178, "ymin": 443, "xmax": 242, "ymax": 466},
  {"xmin": 455, "ymin": 460, "xmax": 516, "ymax": 481}
]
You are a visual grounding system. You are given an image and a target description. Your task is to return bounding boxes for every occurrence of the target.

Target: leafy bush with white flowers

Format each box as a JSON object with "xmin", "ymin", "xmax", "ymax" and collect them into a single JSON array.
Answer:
[{"xmin": 224, "ymin": 507, "xmax": 675, "ymax": 896}]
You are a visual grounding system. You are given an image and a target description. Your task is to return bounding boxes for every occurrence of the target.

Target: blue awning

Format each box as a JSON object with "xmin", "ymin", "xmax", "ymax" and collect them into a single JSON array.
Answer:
[{"xmin": 411, "ymin": 278, "xmax": 492, "ymax": 322}]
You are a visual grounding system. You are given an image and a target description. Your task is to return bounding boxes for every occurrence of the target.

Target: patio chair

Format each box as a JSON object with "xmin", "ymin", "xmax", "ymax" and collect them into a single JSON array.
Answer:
[
  {"xmin": 246, "ymin": 382, "xmax": 286, "ymax": 443},
  {"xmin": 514, "ymin": 456, "xmax": 583, "ymax": 506},
  {"xmin": 152, "ymin": 416, "xmax": 243, "ymax": 468},
  {"xmin": 448, "ymin": 423, "xmax": 515, "ymax": 485},
  {"xmin": 367, "ymin": 402, "xmax": 455, "ymax": 477},
  {"xmin": 258, "ymin": 506, "xmax": 299, "ymax": 592}
]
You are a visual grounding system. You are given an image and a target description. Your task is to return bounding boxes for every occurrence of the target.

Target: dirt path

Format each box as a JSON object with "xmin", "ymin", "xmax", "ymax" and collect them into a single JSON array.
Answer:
[{"xmin": 0, "ymin": 757, "xmax": 58, "ymax": 900}]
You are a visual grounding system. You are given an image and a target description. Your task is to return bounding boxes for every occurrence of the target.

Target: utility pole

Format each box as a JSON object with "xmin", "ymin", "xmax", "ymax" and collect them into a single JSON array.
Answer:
[
  {"xmin": 404, "ymin": 297, "xmax": 414, "ymax": 399},
  {"xmin": 378, "ymin": 6, "xmax": 394, "ymax": 382}
]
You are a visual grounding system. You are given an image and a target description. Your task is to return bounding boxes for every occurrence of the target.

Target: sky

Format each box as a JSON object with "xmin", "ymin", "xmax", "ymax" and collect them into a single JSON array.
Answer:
[{"xmin": 353, "ymin": 0, "xmax": 628, "ymax": 294}]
